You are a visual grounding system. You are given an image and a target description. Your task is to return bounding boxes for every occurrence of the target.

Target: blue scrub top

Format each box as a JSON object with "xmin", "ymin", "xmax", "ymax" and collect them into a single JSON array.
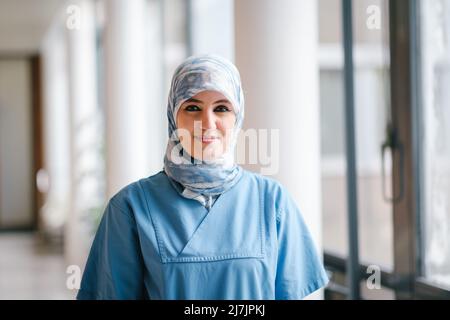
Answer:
[{"xmin": 77, "ymin": 169, "xmax": 329, "ymax": 300}]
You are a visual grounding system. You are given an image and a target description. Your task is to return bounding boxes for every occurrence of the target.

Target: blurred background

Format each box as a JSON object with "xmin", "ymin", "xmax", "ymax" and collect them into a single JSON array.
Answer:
[{"xmin": 0, "ymin": 0, "xmax": 449, "ymax": 300}]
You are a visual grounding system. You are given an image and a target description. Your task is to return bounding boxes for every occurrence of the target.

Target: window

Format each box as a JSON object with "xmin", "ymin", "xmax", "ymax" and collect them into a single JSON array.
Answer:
[
  {"xmin": 320, "ymin": 0, "xmax": 394, "ymax": 271},
  {"xmin": 419, "ymin": 0, "xmax": 450, "ymax": 290}
]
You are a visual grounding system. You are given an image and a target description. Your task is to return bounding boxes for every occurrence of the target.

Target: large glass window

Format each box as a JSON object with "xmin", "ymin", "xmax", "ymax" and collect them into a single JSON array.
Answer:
[
  {"xmin": 419, "ymin": 0, "xmax": 450, "ymax": 289},
  {"xmin": 352, "ymin": 0, "xmax": 393, "ymax": 271},
  {"xmin": 319, "ymin": 0, "xmax": 394, "ymax": 270}
]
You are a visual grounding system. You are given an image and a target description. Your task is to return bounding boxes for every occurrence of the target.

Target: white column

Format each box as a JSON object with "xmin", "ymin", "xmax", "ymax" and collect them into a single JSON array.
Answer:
[
  {"xmin": 147, "ymin": 0, "xmax": 166, "ymax": 172},
  {"xmin": 65, "ymin": 0, "xmax": 102, "ymax": 269},
  {"xmin": 235, "ymin": 0, "xmax": 323, "ymax": 298},
  {"xmin": 187, "ymin": 0, "xmax": 234, "ymax": 61},
  {"xmin": 40, "ymin": 14, "xmax": 71, "ymax": 236},
  {"xmin": 104, "ymin": 0, "xmax": 162, "ymax": 198}
]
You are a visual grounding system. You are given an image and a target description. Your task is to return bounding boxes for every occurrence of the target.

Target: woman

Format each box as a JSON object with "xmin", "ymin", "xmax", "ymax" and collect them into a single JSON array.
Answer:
[{"xmin": 77, "ymin": 54, "xmax": 329, "ymax": 300}]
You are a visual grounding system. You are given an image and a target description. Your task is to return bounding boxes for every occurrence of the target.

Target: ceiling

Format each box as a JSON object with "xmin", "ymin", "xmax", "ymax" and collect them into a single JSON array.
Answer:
[{"xmin": 0, "ymin": 0, "xmax": 64, "ymax": 54}]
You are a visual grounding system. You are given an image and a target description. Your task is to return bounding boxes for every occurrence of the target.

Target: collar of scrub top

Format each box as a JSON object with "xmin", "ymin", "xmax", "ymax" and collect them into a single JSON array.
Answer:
[{"xmin": 165, "ymin": 173, "xmax": 218, "ymax": 210}]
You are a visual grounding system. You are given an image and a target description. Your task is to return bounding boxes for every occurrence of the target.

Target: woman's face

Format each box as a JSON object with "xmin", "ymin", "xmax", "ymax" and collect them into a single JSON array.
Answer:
[{"xmin": 176, "ymin": 90, "xmax": 236, "ymax": 161}]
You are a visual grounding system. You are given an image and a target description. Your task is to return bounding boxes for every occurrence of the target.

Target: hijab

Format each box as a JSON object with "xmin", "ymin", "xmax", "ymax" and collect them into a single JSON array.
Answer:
[{"xmin": 163, "ymin": 54, "xmax": 245, "ymax": 196}]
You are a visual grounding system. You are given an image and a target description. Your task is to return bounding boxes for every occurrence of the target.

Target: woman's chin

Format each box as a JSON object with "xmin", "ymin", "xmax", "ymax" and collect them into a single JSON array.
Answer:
[{"xmin": 190, "ymin": 148, "xmax": 224, "ymax": 162}]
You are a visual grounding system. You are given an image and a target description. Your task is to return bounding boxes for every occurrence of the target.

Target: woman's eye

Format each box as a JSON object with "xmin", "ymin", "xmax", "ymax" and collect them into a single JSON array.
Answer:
[
  {"xmin": 185, "ymin": 105, "xmax": 201, "ymax": 112},
  {"xmin": 214, "ymin": 105, "xmax": 231, "ymax": 112}
]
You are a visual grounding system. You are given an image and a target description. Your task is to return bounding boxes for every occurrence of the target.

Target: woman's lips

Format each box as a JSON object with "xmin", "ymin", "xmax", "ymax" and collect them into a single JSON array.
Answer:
[{"xmin": 194, "ymin": 136, "xmax": 220, "ymax": 144}]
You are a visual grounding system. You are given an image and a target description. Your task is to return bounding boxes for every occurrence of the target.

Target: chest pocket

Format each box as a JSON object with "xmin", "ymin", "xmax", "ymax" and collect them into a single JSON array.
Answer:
[{"xmin": 143, "ymin": 173, "xmax": 266, "ymax": 263}]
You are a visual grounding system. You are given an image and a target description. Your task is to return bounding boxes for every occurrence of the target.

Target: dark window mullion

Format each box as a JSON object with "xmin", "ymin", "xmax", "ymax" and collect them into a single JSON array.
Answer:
[
  {"xmin": 389, "ymin": 0, "xmax": 419, "ymax": 299},
  {"xmin": 341, "ymin": 0, "xmax": 361, "ymax": 301}
]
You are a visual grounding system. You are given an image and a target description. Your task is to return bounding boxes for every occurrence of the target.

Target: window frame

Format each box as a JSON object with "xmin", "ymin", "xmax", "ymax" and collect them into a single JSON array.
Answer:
[{"xmin": 323, "ymin": 0, "xmax": 450, "ymax": 300}]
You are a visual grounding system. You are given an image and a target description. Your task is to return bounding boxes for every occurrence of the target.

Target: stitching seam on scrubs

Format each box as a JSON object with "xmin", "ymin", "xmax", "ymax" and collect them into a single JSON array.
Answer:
[
  {"xmin": 109, "ymin": 200, "xmax": 133, "ymax": 219},
  {"xmin": 163, "ymin": 253, "xmax": 264, "ymax": 263},
  {"xmin": 175, "ymin": 199, "xmax": 213, "ymax": 258},
  {"xmin": 276, "ymin": 207, "xmax": 282, "ymax": 224},
  {"xmin": 297, "ymin": 276, "xmax": 329, "ymax": 300},
  {"xmin": 258, "ymin": 178, "xmax": 265, "ymax": 256},
  {"xmin": 138, "ymin": 179, "xmax": 167, "ymax": 263}
]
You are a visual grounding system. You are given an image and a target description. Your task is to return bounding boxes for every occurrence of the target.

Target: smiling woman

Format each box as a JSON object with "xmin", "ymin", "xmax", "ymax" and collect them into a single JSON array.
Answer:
[
  {"xmin": 176, "ymin": 90, "xmax": 236, "ymax": 162},
  {"xmin": 77, "ymin": 54, "xmax": 328, "ymax": 300}
]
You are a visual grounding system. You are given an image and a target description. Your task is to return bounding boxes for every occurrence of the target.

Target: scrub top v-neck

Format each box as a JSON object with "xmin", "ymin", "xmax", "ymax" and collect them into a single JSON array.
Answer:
[{"xmin": 77, "ymin": 169, "xmax": 329, "ymax": 300}]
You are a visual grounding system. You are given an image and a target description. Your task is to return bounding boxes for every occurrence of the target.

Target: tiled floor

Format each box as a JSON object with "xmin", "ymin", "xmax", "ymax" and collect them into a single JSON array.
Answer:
[{"xmin": 0, "ymin": 232, "xmax": 76, "ymax": 300}]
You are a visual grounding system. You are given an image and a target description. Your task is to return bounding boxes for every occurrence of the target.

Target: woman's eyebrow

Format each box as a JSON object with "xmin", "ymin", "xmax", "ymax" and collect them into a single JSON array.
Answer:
[
  {"xmin": 185, "ymin": 98, "xmax": 203, "ymax": 104},
  {"xmin": 213, "ymin": 99, "xmax": 231, "ymax": 104},
  {"xmin": 184, "ymin": 98, "xmax": 230, "ymax": 104}
]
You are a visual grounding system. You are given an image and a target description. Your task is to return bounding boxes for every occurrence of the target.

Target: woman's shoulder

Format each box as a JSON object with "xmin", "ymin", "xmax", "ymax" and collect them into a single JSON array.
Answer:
[
  {"xmin": 241, "ymin": 169, "xmax": 301, "ymax": 213},
  {"xmin": 108, "ymin": 170, "xmax": 166, "ymax": 212},
  {"xmin": 242, "ymin": 169, "xmax": 284, "ymax": 191},
  {"xmin": 240, "ymin": 169, "xmax": 291, "ymax": 204}
]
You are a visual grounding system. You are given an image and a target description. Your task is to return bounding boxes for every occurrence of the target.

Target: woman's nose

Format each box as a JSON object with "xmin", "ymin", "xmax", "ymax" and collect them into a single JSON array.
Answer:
[{"xmin": 201, "ymin": 110, "xmax": 217, "ymax": 130}]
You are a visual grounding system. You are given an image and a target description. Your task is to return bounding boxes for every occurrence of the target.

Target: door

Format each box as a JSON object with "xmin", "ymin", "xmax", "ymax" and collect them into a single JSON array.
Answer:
[{"xmin": 0, "ymin": 58, "xmax": 34, "ymax": 229}]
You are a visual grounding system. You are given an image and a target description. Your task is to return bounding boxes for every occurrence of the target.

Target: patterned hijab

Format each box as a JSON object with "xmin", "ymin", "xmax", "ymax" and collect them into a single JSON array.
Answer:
[{"xmin": 163, "ymin": 54, "xmax": 245, "ymax": 196}]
